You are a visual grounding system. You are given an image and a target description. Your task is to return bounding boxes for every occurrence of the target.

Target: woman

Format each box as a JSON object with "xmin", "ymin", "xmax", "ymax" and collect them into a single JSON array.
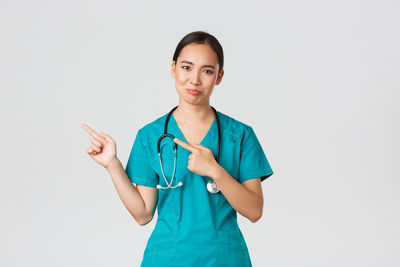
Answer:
[{"xmin": 82, "ymin": 31, "xmax": 274, "ymax": 267}]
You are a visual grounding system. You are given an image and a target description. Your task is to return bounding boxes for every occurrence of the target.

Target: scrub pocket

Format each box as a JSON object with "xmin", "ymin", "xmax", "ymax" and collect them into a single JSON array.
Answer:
[
  {"xmin": 216, "ymin": 230, "xmax": 252, "ymax": 267},
  {"xmin": 141, "ymin": 232, "xmax": 176, "ymax": 267}
]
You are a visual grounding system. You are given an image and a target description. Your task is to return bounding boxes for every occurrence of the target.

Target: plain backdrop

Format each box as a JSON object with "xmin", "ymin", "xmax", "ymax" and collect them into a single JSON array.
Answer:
[{"xmin": 1, "ymin": 0, "xmax": 399, "ymax": 266}]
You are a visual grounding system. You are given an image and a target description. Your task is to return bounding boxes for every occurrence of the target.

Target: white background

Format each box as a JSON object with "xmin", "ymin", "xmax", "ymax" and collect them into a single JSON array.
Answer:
[{"xmin": 1, "ymin": 0, "xmax": 399, "ymax": 266}]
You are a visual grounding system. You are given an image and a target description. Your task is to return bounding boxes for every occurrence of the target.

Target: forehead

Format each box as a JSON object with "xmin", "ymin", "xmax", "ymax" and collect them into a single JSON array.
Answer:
[{"xmin": 177, "ymin": 43, "xmax": 218, "ymax": 65}]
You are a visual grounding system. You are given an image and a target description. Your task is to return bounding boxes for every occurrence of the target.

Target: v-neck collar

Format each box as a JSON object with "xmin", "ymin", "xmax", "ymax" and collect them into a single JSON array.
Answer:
[{"xmin": 170, "ymin": 112, "xmax": 217, "ymax": 148}]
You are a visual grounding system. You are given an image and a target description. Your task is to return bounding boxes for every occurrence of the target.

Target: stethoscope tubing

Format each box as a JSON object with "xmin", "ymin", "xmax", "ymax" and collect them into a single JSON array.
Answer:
[{"xmin": 157, "ymin": 105, "xmax": 221, "ymax": 192}]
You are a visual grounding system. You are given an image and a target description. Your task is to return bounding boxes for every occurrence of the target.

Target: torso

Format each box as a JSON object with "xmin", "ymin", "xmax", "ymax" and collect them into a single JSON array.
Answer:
[{"xmin": 136, "ymin": 111, "xmax": 257, "ymax": 266}]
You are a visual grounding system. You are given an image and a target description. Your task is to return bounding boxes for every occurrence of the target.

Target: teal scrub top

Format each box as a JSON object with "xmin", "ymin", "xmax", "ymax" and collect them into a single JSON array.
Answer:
[{"xmin": 125, "ymin": 110, "xmax": 274, "ymax": 267}]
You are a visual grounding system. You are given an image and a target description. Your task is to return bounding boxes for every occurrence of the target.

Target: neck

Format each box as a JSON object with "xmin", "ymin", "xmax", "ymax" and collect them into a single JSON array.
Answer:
[{"xmin": 173, "ymin": 100, "xmax": 214, "ymax": 125}]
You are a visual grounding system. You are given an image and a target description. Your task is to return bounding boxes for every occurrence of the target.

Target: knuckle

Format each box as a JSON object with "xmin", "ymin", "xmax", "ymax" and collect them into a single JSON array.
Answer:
[
  {"xmin": 94, "ymin": 140, "xmax": 103, "ymax": 147},
  {"xmin": 90, "ymin": 144, "xmax": 100, "ymax": 152}
]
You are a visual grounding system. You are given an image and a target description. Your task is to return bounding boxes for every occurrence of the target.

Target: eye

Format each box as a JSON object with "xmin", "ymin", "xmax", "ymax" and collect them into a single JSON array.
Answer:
[
  {"xmin": 182, "ymin": 66, "xmax": 190, "ymax": 70},
  {"xmin": 204, "ymin": 69, "xmax": 213, "ymax": 74}
]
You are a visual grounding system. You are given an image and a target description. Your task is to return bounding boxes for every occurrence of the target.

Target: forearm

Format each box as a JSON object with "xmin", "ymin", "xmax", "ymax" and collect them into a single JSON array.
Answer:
[
  {"xmin": 105, "ymin": 158, "xmax": 150, "ymax": 225},
  {"xmin": 213, "ymin": 165, "xmax": 263, "ymax": 223}
]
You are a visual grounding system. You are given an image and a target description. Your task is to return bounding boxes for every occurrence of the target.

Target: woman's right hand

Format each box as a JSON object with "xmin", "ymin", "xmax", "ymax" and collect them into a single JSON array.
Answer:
[{"xmin": 81, "ymin": 123, "xmax": 118, "ymax": 169}]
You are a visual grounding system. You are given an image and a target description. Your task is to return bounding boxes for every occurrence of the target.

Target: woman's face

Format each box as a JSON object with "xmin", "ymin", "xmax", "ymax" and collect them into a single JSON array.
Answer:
[{"xmin": 171, "ymin": 43, "xmax": 224, "ymax": 106}]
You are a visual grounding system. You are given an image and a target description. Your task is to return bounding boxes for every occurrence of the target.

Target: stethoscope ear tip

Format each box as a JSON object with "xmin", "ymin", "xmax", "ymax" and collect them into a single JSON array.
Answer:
[{"xmin": 157, "ymin": 181, "xmax": 182, "ymax": 189}]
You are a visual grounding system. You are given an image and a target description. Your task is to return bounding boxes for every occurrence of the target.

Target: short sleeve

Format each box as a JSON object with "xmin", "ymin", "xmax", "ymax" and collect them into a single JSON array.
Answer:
[
  {"xmin": 238, "ymin": 126, "xmax": 274, "ymax": 183},
  {"xmin": 124, "ymin": 129, "xmax": 158, "ymax": 187}
]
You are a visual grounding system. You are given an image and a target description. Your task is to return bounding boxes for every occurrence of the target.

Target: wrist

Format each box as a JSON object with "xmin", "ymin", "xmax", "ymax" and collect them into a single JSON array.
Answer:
[
  {"xmin": 210, "ymin": 163, "xmax": 224, "ymax": 181},
  {"xmin": 106, "ymin": 157, "xmax": 121, "ymax": 172}
]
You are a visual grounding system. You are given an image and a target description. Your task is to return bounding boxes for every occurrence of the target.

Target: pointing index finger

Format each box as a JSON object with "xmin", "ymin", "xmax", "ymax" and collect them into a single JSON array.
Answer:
[
  {"xmin": 81, "ymin": 123, "xmax": 104, "ymax": 143},
  {"xmin": 173, "ymin": 138, "xmax": 195, "ymax": 153}
]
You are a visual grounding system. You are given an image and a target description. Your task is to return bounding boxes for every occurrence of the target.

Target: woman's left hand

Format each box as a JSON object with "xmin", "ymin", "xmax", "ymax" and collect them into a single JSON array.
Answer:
[{"xmin": 173, "ymin": 138, "xmax": 220, "ymax": 178}]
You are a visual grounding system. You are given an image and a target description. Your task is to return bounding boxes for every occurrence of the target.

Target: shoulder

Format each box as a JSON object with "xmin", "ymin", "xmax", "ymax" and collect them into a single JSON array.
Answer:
[
  {"xmin": 215, "ymin": 110, "xmax": 253, "ymax": 143},
  {"xmin": 136, "ymin": 112, "xmax": 169, "ymax": 145}
]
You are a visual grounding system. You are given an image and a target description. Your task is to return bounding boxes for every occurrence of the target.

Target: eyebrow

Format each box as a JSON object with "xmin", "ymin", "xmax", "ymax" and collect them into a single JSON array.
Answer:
[{"xmin": 179, "ymin": 60, "xmax": 216, "ymax": 70}]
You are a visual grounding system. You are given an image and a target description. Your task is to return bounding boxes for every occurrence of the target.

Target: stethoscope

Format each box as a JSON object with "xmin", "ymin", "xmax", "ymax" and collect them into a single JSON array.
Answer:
[{"xmin": 156, "ymin": 105, "xmax": 221, "ymax": 193}]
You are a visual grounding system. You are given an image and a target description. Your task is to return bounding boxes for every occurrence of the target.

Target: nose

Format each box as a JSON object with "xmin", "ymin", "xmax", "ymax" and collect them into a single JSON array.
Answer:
[{"xmin": 189, "ymin": 70, "xmax": 201, "ymax": 85}]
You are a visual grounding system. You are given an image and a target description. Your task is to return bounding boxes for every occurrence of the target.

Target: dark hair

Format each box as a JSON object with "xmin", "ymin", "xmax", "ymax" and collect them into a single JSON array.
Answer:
[{"xmin": 172, "ymin": 31, "xmax": 224, "ymax": 75}]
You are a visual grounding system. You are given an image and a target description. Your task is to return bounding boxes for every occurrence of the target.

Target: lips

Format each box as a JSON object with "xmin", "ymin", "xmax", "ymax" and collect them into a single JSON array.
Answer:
[{"xmin": 186, "ymin": 89, "xmax": 201, "ymax": 95}]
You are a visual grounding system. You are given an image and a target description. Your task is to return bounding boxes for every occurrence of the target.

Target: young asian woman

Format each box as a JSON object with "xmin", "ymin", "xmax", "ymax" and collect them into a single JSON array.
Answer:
[{"xmin": 82, "ymin": 31, "xmax": 274, "ymax": 267}]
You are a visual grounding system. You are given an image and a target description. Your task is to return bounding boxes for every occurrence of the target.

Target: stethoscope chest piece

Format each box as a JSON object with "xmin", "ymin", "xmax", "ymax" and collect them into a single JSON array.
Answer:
[{"xmin": 207, "ymin": 179, "xmax": 220, "ymax": 194}]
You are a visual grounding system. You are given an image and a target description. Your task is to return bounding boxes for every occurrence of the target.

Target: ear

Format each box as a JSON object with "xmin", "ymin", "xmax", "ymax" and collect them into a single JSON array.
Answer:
[
  {"xmin": 215, "ymin": 69, "xmax": 224, "ymax": 85},
  {"xmin": 170, "ymin": 61, "xmax": 176, "ymax": 78}
]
